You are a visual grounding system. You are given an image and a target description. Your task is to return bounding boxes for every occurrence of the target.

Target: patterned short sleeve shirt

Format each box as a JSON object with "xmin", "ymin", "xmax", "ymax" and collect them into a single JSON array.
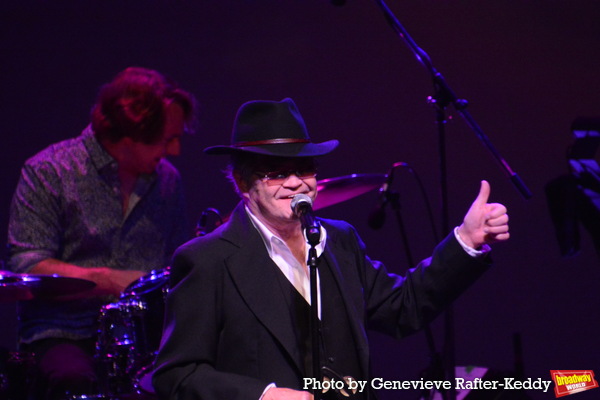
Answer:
[{"xmin": 7, "ymin": 126, "xmax": 189, "ymax": 342}]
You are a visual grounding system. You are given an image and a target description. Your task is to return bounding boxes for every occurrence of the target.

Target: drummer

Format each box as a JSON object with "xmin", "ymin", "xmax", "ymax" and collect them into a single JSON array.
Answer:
[{"xmin": 6, "ymin": 67, "xmax": 196, "ymax": 400}]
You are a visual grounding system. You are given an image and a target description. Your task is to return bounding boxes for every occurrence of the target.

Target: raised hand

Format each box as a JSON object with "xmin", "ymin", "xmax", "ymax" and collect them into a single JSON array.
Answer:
[{"xmin": 457, "ymin": 180, "xmax": 509, "ymax": 249}]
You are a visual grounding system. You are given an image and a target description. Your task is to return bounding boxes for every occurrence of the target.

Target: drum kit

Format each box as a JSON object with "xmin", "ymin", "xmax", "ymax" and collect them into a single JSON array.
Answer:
[
  {"xmin": 0, "ymin": 269, "xmax": 167, "ymax": 400},
  {"xmin": 0, "ymin": 173, "xmax": 386, "ymax": 400}
]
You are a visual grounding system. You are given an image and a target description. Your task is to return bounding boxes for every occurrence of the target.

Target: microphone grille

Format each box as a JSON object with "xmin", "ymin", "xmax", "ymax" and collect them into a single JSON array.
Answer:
[{"xmin": 290, "ymin": 193, "xmax": 312, "ymax": 212}]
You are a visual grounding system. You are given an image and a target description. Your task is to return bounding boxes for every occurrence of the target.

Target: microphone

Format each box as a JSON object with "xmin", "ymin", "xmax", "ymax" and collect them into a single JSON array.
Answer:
[
  {"xmin": 368, "ymin": 178, "xmax": 392, "ymax": 230},
  {"xmin": 368, "ymin": 162, "xmax": 408, "ymax": 230},
  {"xmin": 290, "ymin": 194, "xmax": 321, "ymax": 245}
]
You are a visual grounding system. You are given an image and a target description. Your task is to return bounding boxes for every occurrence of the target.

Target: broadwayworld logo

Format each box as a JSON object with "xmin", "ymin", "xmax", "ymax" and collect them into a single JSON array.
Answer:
[{"xmin": 550, "ymin": 370, "xmax": 599, "ymax": 397}]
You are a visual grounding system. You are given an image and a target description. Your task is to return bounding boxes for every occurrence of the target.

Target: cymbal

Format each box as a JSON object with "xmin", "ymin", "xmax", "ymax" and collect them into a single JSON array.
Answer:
[
  {"xmin": 0, "ymin": 271, "xmax": 96, "ymax": 302},
  {"xmin": 314, "ymin": 173, "xmax": 386, "ymax": 210}
]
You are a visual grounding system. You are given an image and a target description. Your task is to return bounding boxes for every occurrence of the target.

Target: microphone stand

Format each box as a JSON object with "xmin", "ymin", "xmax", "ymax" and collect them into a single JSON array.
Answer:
[
  {"xmin": 307, "ymin": 232, "xmax": 322, "ymax": 400},
  {"xmin": 371, "ymin": 2, "xmax": 532, "ymax": 400}
]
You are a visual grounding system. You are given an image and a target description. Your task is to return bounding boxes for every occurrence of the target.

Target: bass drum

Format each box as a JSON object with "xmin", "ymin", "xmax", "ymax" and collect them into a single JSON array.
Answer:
[{"xmin": 95, "ymin": 268, "xmax": 170, "ymax": 399}]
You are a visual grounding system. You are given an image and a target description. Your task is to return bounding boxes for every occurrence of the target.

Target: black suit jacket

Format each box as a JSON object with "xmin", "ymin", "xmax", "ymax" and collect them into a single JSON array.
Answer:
[{"xmin": 153, "ymin": 202, "xmax": 490, "ymax": 400}]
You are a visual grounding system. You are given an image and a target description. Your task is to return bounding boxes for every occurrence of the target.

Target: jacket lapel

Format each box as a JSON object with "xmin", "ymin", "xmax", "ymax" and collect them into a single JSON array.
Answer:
[{"xmin": 221, "ymin": 203, "xmax": 306, "ymax": 375}]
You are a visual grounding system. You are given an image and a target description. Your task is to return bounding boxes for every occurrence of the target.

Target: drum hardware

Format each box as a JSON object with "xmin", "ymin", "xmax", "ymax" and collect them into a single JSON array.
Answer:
[
  {"xmin": 132, "ymin": 363, "xmax": 158, "ymax": 397},
  {"xmin": 95, "ymin": 300, "xmax": 141, "ymax": 396},
  {"xmin": 95, "ymin": 269, "xmax": 169, "ymax": 399},
  {"xmin": 195, "ymin": 207, "xmax": 224, "ymax": 237}
]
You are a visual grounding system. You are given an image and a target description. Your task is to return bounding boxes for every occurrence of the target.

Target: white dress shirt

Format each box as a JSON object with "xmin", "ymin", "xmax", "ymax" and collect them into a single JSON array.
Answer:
[{"xmin": 246, "ymin": 206, "xmax": 326, "ymax": 317}]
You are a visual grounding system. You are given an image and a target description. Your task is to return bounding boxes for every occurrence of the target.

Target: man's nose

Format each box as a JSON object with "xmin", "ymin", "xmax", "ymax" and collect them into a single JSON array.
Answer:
[{"xmin": 282, "ymin": 173, "xmax": 303, "ymax": 187}]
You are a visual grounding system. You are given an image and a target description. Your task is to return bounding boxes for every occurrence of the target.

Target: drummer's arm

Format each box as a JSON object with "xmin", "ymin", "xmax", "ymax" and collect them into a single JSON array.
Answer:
[
  {"xmin": 30, "ymin": 258, "xmax": 145, "ymax": 297},
  {"xmin": 9, "ymin": 163, "xmax": 146, "ymax": 297}
]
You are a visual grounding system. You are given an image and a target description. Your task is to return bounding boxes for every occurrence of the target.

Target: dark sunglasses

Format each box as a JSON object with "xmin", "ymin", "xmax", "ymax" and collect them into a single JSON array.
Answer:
[{"xmin": 254, "ymin": 168, "xmax": 318, "ymax": 186}]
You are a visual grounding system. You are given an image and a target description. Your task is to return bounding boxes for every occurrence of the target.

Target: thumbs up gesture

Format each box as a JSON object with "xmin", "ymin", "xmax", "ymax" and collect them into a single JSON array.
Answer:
[{"xmin": 456, "ymin": 180, "xmax": 510, "ymax": 249}]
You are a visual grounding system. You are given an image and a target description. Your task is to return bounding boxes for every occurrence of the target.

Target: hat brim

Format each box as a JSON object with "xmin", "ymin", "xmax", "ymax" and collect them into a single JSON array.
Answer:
[{"xmin": 203, "ymin": 140, "xmax": 339, "ymax": 157}]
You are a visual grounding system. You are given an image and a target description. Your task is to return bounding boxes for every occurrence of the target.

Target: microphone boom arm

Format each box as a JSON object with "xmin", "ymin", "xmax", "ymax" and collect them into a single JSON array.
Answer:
[{"xmin": 373, "ymin": 0, "xmax": 531, "ymax": 200}]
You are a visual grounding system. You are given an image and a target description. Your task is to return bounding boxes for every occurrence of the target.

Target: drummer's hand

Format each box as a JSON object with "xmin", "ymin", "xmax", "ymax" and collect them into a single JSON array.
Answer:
[
  {"xmin": 89, "ymin": 268, "xmax": 146, "ymax": 297},
  {"xmin": 29, "ymin": 259, "xmax": 146, "ymax": 300}
]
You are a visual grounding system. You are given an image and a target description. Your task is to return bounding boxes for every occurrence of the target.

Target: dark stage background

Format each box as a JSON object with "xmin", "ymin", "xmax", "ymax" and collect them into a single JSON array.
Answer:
[{"xmin": 1, "ymin": 1, "xmax": 599, "ymax": 399}]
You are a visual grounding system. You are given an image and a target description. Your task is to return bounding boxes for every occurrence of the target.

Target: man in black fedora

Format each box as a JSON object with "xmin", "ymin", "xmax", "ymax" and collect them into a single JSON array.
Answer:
[{"xmin": 153, "ymin": 98, "xmax": 510, "ymax": 400}]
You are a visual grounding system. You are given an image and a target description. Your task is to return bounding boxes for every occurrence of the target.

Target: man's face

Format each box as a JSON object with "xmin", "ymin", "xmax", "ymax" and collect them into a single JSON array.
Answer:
[
  {"xmin": 243, "ymin": 156, "xmax": 318, "ymax": 229},
  {"xmin": 122, "ymin": 102, "xmax": 185, "ymax": 175}
]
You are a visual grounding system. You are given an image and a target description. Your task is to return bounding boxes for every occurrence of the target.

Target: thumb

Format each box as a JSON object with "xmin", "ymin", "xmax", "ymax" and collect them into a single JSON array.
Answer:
[{"xmin": 472, "ymin": 180, "xmax": 491, "ymax": 207}]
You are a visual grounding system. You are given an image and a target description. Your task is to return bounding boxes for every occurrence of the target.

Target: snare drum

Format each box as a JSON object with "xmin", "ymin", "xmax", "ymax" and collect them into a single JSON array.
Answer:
[{"xmin": 95, "ymin": 269, "xmax": 169, "ymax": 398}]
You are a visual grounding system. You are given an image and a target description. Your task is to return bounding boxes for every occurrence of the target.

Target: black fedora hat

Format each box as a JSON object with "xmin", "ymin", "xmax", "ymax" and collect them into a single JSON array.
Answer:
[{"xmin": 203, "ymin": 98, "xmax": 339, "ymax": 157}]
